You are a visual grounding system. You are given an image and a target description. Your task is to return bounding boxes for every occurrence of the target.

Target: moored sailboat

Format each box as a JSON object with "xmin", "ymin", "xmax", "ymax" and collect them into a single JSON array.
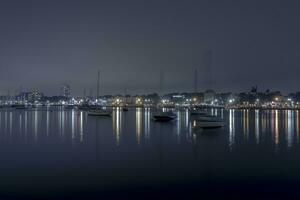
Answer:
[
  {"xmin": 88, "ymin": 70, "xmax": 112, "ymax": 117},
  {"xmin": 192, "ymin": 115, "xmax": 224, "ymax": 129},
  {"xmin": 87, "ymin": 109, "xmax": 111, "ymax": 116},
  {"xmin": 152, "ymin": 111, "xmax": 177, "ymax": 122}
]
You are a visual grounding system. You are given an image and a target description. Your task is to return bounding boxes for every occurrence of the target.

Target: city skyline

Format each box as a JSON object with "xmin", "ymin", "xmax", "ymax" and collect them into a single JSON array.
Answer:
[{"xmin": 3, "ymin": 83, "xmax": 300, "ymax": 97}]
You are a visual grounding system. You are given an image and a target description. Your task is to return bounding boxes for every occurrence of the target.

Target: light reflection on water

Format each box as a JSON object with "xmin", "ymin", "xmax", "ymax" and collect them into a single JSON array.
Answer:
[
  {"xmin": 144, "ymin": 108, "xmax": 150, "ymax": 141},
  {"xmin": 229, "ymin": 109, "xmax": 235, "ymax": 150},
  {"xmin": 136, "ymin": 107, "xmax": 142, "ymax": 145},
  {"xmin": 274, "ymin": 110, "xmax": 279, "ymax": 149},
  {"xmin": 112, "ymin": 107, "xmax": 122, "ymax": 145},
  {"xmin": 0, "ymin": 108, "xmax": 299, "ymax": 151},
  {"xmin": 79, "ymin": 111, "xmax": 83, "ymax": 142},
  {"xmin": 176, "ymin": 110, "xmax": 181, "ymax": 143},
  {"xmin": 296, "ymin": 110, "xmax": 300, "ymax": 143},
  {"xmin": 255, "ymin": 109, "xmax": 259, "ymax": 144},
  {"xmin": 287, "ymin": 110, "xmax": 294, "ymax": 149}
]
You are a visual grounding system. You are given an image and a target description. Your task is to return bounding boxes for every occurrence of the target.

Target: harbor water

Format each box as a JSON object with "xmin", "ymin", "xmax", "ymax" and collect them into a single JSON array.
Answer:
[{"xmin": 0, "ymin": 107, "xmax": 300, "ymax": 198}]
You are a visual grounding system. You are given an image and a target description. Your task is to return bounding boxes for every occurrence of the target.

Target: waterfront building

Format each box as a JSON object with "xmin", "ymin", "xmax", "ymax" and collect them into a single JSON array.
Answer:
[
  {"xmin": 28, "ymin": 90, "xmax": 43, "ymax": 103},
  {"xmin": 61, "ymin": 84, "xmax": 71, "ymax": 98}
]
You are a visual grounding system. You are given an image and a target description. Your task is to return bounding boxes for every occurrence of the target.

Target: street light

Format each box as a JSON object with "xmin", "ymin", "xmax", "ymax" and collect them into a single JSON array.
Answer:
[{"xmin": 229, "ymin": 98, "xmax": 235, "ymax": 103}]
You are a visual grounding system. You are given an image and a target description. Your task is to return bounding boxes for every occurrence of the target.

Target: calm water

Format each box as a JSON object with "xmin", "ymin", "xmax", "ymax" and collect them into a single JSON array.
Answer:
[{"xmin": 0, "ymin": 107, "xmax": 300, "ymax": 198}]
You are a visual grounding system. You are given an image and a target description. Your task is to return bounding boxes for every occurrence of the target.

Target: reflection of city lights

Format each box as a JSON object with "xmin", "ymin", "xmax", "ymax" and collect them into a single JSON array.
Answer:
[
  {"xmin": 136, "ymin": 108, "xmax": 142, "ymax": 144},
  {"xmin": 193, "ymin": 120, "xmax": 196, "ymax": 127},
  {"xmin": 229, "ymin": 109, "xmax": 235, "ymax": 150}
]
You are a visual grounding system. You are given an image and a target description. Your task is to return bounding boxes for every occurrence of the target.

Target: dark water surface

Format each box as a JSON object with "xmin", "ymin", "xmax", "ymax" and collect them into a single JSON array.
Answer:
[{"xmin": 0, "ymin": 107, "xmax": 300, "ymax": 199}]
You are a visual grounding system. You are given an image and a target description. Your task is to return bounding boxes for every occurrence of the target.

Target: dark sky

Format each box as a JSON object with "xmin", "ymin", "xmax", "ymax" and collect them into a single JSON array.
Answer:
[{"xmin": 0, "ymin": 0, "xmax": 299, "ymax": 96}]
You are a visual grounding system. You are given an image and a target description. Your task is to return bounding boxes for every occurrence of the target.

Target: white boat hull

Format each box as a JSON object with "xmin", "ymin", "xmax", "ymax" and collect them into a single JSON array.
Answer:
[
  {"xmin": 152, "ymin": 115, "xmax": 176, "ymax": 122},
  {"xmin": 87, "ymin": 110, "xmax": 111, "ymax": 116},
  {"xmin": 152, "ymin": 112, "xmax": 177, "ymax": 122},
  {"xmin": 197, "ymin": 116, "xmax": 221, "ymax": 122},
  {"xmin": 193, "ymin": 121, "xmax": 224, "ymax": 129},
  {"xmin": 190, "ymin": 111, "xmax": 208, "ymax": 116}
]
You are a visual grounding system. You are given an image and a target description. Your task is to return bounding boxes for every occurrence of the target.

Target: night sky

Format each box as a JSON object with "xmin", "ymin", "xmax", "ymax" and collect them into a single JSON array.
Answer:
[{"xmin": 0, "ymin": 0, "xmax": 299, "ymax": 96}]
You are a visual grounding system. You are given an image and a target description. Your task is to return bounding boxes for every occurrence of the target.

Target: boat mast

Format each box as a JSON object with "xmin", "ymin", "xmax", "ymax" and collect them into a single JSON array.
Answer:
[
  {"xmin": 194, "ymin": 68, "xmax": 198, "ymax": 93},
  {"xmin": 203, "ymin": 50, "xmax": 213, "ymax": 90},
  {"xmin": 159, "ymin": 69, "xmax": 164, "ymax": 96},
  {"xmin": 97, "ymin": 70, "xmax": 100, "ymax": 99}
]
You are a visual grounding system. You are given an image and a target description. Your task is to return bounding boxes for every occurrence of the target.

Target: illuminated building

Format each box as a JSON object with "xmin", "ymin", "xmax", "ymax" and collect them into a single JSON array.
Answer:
[
  {"xmin": 61, "ymin": 84, "xmax": 71, "ymax": 98},
  {"xmin": 28, "ymin": 90, "xmax": 43, "ymax": 103}
]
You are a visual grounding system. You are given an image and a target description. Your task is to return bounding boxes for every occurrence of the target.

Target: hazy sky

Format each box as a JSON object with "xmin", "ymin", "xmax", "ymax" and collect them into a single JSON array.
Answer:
[{"xmin": 0, "ymin": 0, "xmax": 299, "ymax": 96}]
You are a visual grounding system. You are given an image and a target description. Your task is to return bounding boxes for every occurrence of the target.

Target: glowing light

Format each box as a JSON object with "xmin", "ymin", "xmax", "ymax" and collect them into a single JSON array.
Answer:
[
  {"xmin": 136, "ymin": 98, "xmax": 142, "ymax": 104},
  {"xmin": 229, "ymin": 99, "xmax": 235, "ymax": 103}
]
